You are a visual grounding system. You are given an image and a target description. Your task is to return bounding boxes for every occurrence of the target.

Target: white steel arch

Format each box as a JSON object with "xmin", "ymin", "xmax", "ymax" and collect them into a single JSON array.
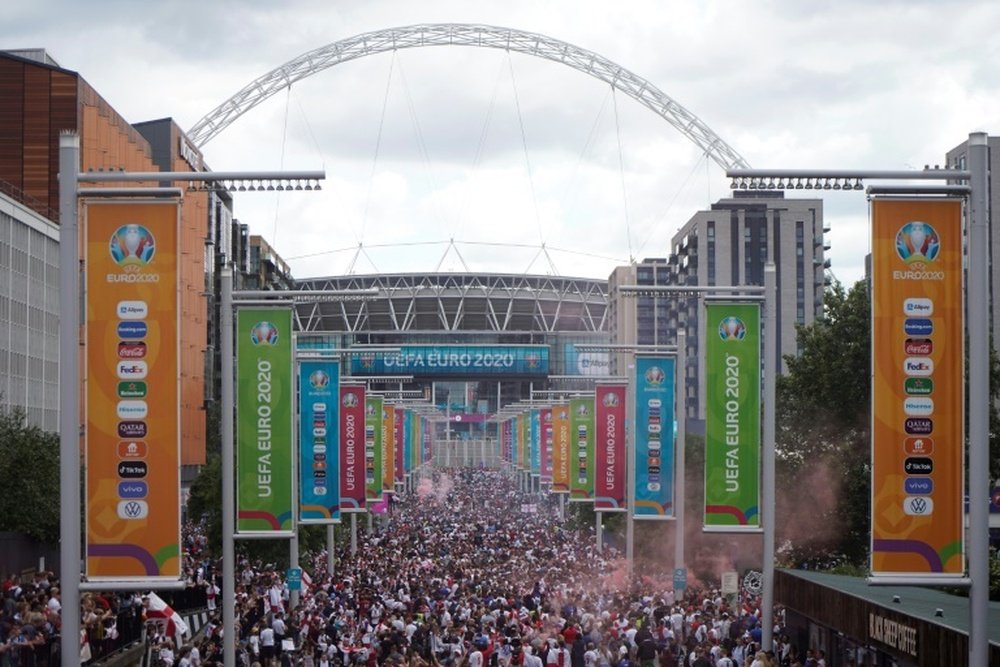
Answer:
[{"xmin": 187, "ymin": 23, "xmax": 750, "ymax": 170}]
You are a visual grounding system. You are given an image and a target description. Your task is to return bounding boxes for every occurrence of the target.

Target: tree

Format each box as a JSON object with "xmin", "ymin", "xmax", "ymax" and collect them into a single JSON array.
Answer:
[
  {"xmin": 775, "ymin": 280, "xmax": 871, "ymax": 565},
  {"xmin": 0, "ymin": 405, "xmax": 61, "ymax": 544}
]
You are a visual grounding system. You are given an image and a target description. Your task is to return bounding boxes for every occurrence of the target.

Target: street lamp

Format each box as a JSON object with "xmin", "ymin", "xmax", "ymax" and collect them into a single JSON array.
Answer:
[{"xmin": 728, "ymin": 143, "xmax": 986, "ymax": 666}]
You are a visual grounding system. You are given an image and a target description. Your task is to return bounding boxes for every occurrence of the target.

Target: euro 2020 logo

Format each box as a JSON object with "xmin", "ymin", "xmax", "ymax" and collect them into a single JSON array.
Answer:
[
  {"xmin": 342, "ymin": 392, "xmax": 359, "ymax": 409},
  {"xmin": 895, "ymin": 221, "xmax": 940, "ymax": 266},
  {"xmin": 719, "ymin": 316, "xmax": 746, "ymax": 341},
  {"xmin": 601, "ymin": 391, "xmax": 620, "ymax": 408},
  {"xmin": 644, "ymin": 366, "xmax": 665, "ymax": 386},
  {"xmin": 250, "ymin": 321, "xmax": 279, "ymax": 346},
  {"xmin": 309, "ymin": 369, "xmax": 330, "ymax": 390},
  {"xmin": 109, "ymin": 224, "xmax": 155, "ymax": 270}
]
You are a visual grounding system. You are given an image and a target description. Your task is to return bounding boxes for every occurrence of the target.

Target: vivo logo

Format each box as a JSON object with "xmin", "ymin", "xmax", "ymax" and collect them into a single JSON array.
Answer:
[
  {"xmin": 117, "ymin": 481, "xmax": 148, "ymax": 499},
  {"xmin": 904, "ymin": 478, "xmax": 933, "ymax": 495},
  {"xmin": 903, "ymin": 358, "xmax": 934, "ymax": 376},
  {"xmin": 903, "ymin": 398, "xmax": 933, "ymax": 416},
  {"xmin": 116, "ymin": 300, "xmax": 148, "ymax": 320},
  {"xmin": 903, "ymin": 298, "xmax": 933, "ymax": 316},
  {"xmin": 117, "ymin": 361, "xmax": 148, "ymax": 379}
]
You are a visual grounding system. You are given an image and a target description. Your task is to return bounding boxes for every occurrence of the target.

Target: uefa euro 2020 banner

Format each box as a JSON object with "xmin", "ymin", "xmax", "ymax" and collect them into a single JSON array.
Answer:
[
  {"xmin": 365, "ymin": 395, "xmax": 384, "ymax": 502},
  {"xmin": 871, "ymin": 198, "xmax": 964, "ymax": 579},
  {"xmin": 633, "ymin": 357, "xmax": 675, "ymax": 520},
  {"xmin": 704, "ymin": 303, "xmax": 760, "ymax": 531},
  {"xmin": 594, "ymin": 384, "xmax": 626, "ymax": 512},
  {"xmin": 298, "ymin": 360, "xmax": 340, "ymax": 524},
  {"xmin": 382, "ymin": 403, "xmax": 396, "ymax": 492},
  {"xmin": 85, "ymin": 201, "xmax": 182, "ymax": 581},
  {"xmin": 569, "ymin": 396, "xmax": 595, "ymax": 502},
  {"xmin": 339, "ymin": 384, "xmax": 366, "ymax": 512},
  {"xmin": 540, "ymin": 407, "xmax": 553, "ymax": 484},
  {"xmin": 551, "ymin": 404, "xmax": 570, "ymax": 493},
  {"xmin": 530, "ymin": 409, "xmax": 541, "ymax": 475},
  {"xmin": 237, "ymin": 308, "xmax": 294, "ymax": 534}
]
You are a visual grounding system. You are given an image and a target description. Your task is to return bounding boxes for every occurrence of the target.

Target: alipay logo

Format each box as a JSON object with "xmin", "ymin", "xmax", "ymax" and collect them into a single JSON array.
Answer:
[
  {"xmin": 116, "ymin": 301, "xmax": 148, "ymax": 320},
  {"xmin": 903, "ymin": 298, "xmax": 933, "ymax": 316}
]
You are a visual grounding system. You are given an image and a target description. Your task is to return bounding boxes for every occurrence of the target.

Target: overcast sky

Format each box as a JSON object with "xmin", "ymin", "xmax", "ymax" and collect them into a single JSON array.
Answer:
[{"xmin": 5, "ymin": 1, "xmax": 999, "ymax": 285}]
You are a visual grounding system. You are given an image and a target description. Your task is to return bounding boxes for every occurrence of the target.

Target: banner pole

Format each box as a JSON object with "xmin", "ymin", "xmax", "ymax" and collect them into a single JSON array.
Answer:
[
  {"xmin": 596, "ymin": 512, "xmax": 603, "ymax": 552},
  {"xmin": 675, "ymin": 328, "xmax": 686, "ymax": 601},
  {"xmin": 220, "ymin": 266, "xmax": 236, "ymax": 667},
  {"xmin": 350, "ymin": 514, "xmax": 357, "ymax": 555},
  {"xmin": 966, "ymin": 131, "xmax": 989, "ymax": 667},
  {"xmin": 327, "ymin": 525, "xmax": 335, "ymax": 576},
  {"xmin": 762, "ymin": 263, "xmax": 777, "ymax": 652},
  {"xmin": 625, "ymin": 356, "xmax": 635, "ymax": 580},
  {"xmin": 58, "ymin": 131, "xmax": 81, "ymax": 667}
]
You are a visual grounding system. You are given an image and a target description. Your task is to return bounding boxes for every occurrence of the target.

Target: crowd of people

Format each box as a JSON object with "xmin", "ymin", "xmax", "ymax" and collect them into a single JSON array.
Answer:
[
  {"xmin": 164, "ymin": 469, "xmax": 810, "ymax": 667},
  {"xmin": 0, "ymin": 468, "xmax": 823, "ymax": 666}
]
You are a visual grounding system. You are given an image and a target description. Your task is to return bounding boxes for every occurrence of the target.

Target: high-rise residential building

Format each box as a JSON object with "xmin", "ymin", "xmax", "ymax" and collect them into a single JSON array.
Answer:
[
  {"xmin": 945, "ymin": 136, "xmax": 1000, "ymax": 360},
  {"xmin": 608, "ymin": 191, "xmax": 828, "ymax": 427}
]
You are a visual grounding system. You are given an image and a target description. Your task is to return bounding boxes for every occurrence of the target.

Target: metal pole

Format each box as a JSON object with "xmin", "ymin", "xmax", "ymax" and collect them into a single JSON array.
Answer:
[
  {"xmin": 559, "ymin": 493, "xmax": 565, "ymax": 522},
  {"xmin": 327, "ymin": 525, "xmax": 336, "ymax": 576},
  {"xmin": 967, "ymin": 131, "xmax": 989, "ymax": 667},
  {"xmin": 675, "ymin": 329, "xmax": 686, "ymax": 602},
  {"xmin": 762, "ymin": 264, "xmax": 777, "ymax": 652},
  {"xmin": 220, "ymin": 266, "xmax": 236, "ymax": 667},
  {"xmin": 289, "ymin": 530, "xmax": 300, "ymax": 610},
  {"xmin": 58, "ymin": 131, "xmax": 81, "ymax": 667},
  {"xmin": 350, "ymin": 514, "xmax": 358, "ymax": 555},
  {"xmin": 626, "ymin": 355, "xmax": 635, "ymax": 581},
  {"xmin": 596, "ymin": 512, "xmax": 603, "ymax": 552}
]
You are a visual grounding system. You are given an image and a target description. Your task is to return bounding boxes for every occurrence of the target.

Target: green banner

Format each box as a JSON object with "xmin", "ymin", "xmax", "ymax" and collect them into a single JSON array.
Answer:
[
  {"xmin": 569, "ymin": 397, "xmax": 595, "ymax": 502},
  {"xmin": 365, "ymin": 395, "xmax": 384, "ymax": 501},
  {"xmin": 237, "ymin": 308, "xmax": 294, "ymax": 533},
  {"xmin": 704, "ymin": 303, "xmax": 761, "ymax": 530}
]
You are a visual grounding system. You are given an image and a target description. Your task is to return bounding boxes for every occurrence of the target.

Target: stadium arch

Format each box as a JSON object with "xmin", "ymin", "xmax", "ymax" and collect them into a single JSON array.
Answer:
[{"xmin": 187, "ymin": 23, "xmax": 749, "ymax": 171}]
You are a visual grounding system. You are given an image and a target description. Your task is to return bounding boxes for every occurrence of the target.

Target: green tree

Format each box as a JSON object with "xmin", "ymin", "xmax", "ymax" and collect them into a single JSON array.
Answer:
[
  {"xmin": 775, "ymin": 280, "xmax": 871, "ymax": 565},
  {"xmin": 0, "ymin": 405, "xmax": 60, "ymax": 544}
]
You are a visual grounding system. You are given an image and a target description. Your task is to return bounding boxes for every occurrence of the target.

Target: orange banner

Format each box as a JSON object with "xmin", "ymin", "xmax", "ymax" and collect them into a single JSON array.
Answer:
[
  {"xmin": 85, "ymin": 201, "xmax": 181, "ymax": 580},
  {"xmin": 551, "ymin": 403, "xmax": 570, "ymax": 493},
  {"xmin": 871, "ymin": 198, "xmax": 964, "ymax": 577}
]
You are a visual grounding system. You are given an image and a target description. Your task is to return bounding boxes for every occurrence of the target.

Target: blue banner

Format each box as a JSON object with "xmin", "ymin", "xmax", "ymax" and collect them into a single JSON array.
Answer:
[
  {"xmin": 530, "ymin": 409, "xmax": 541, "ymax": 475},
  {"xmin": 633, "ymin": 356, "xmax": 675, "ymax": 520},
  {"xmin": 351, "ymin": 345, "xmax": 549, "ymax": 376},
  {"xmin": 299, "ymin": 360, "xmax": 341, "ymax": 523},
  {"xmin": 403, "ymin": 410, "xmax": 412, "ymax": 473}
]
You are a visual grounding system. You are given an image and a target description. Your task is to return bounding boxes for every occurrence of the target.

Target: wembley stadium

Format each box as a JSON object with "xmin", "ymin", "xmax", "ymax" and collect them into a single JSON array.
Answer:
[{"xmin": 292, "ymin": 271, "xmax": 612, "ymax": 441}]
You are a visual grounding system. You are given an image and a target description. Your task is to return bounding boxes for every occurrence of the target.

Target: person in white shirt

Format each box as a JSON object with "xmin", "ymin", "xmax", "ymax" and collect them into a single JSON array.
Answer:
[
  {"xmin": 524, "ymin": 645, "xmax": 544, "ymax": 667},
  {"xmin": 261, "ymin": 625, "xmax": 276, "ymax": 666}
]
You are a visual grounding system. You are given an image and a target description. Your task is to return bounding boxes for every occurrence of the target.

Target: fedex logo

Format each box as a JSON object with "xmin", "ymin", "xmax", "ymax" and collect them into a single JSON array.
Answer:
[{"xmin": 903, "ymin": 358, "xmax": 934, "ymax": 376}]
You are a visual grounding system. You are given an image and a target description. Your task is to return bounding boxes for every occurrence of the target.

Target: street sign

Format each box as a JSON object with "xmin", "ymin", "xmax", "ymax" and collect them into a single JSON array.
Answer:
[
  {"xmin": 721, "ymin": 571, "xmax": 738, "ymax": 595},
  {"xmin": 673, "ymin": 568, "xmax": 687, "ymax": 590},
  {"xmin": 287, "ymin": 567, "xmax": 302, "ymax": 591}
]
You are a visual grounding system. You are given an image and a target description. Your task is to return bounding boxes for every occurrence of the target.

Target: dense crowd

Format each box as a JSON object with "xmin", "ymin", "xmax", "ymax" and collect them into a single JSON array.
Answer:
[
  {"xmin": 1, "ymin": 468, "xmax": 825, "ymax": 667},
  {"xmin": 167, "ymin": 469, "xmax": 810, "ymax": 667}
]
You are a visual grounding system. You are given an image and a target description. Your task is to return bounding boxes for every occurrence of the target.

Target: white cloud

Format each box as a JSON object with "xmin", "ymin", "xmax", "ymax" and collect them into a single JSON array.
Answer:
[{"xmin": 5, "ymin": 0, "xmax": 999, "ymax": 288}]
